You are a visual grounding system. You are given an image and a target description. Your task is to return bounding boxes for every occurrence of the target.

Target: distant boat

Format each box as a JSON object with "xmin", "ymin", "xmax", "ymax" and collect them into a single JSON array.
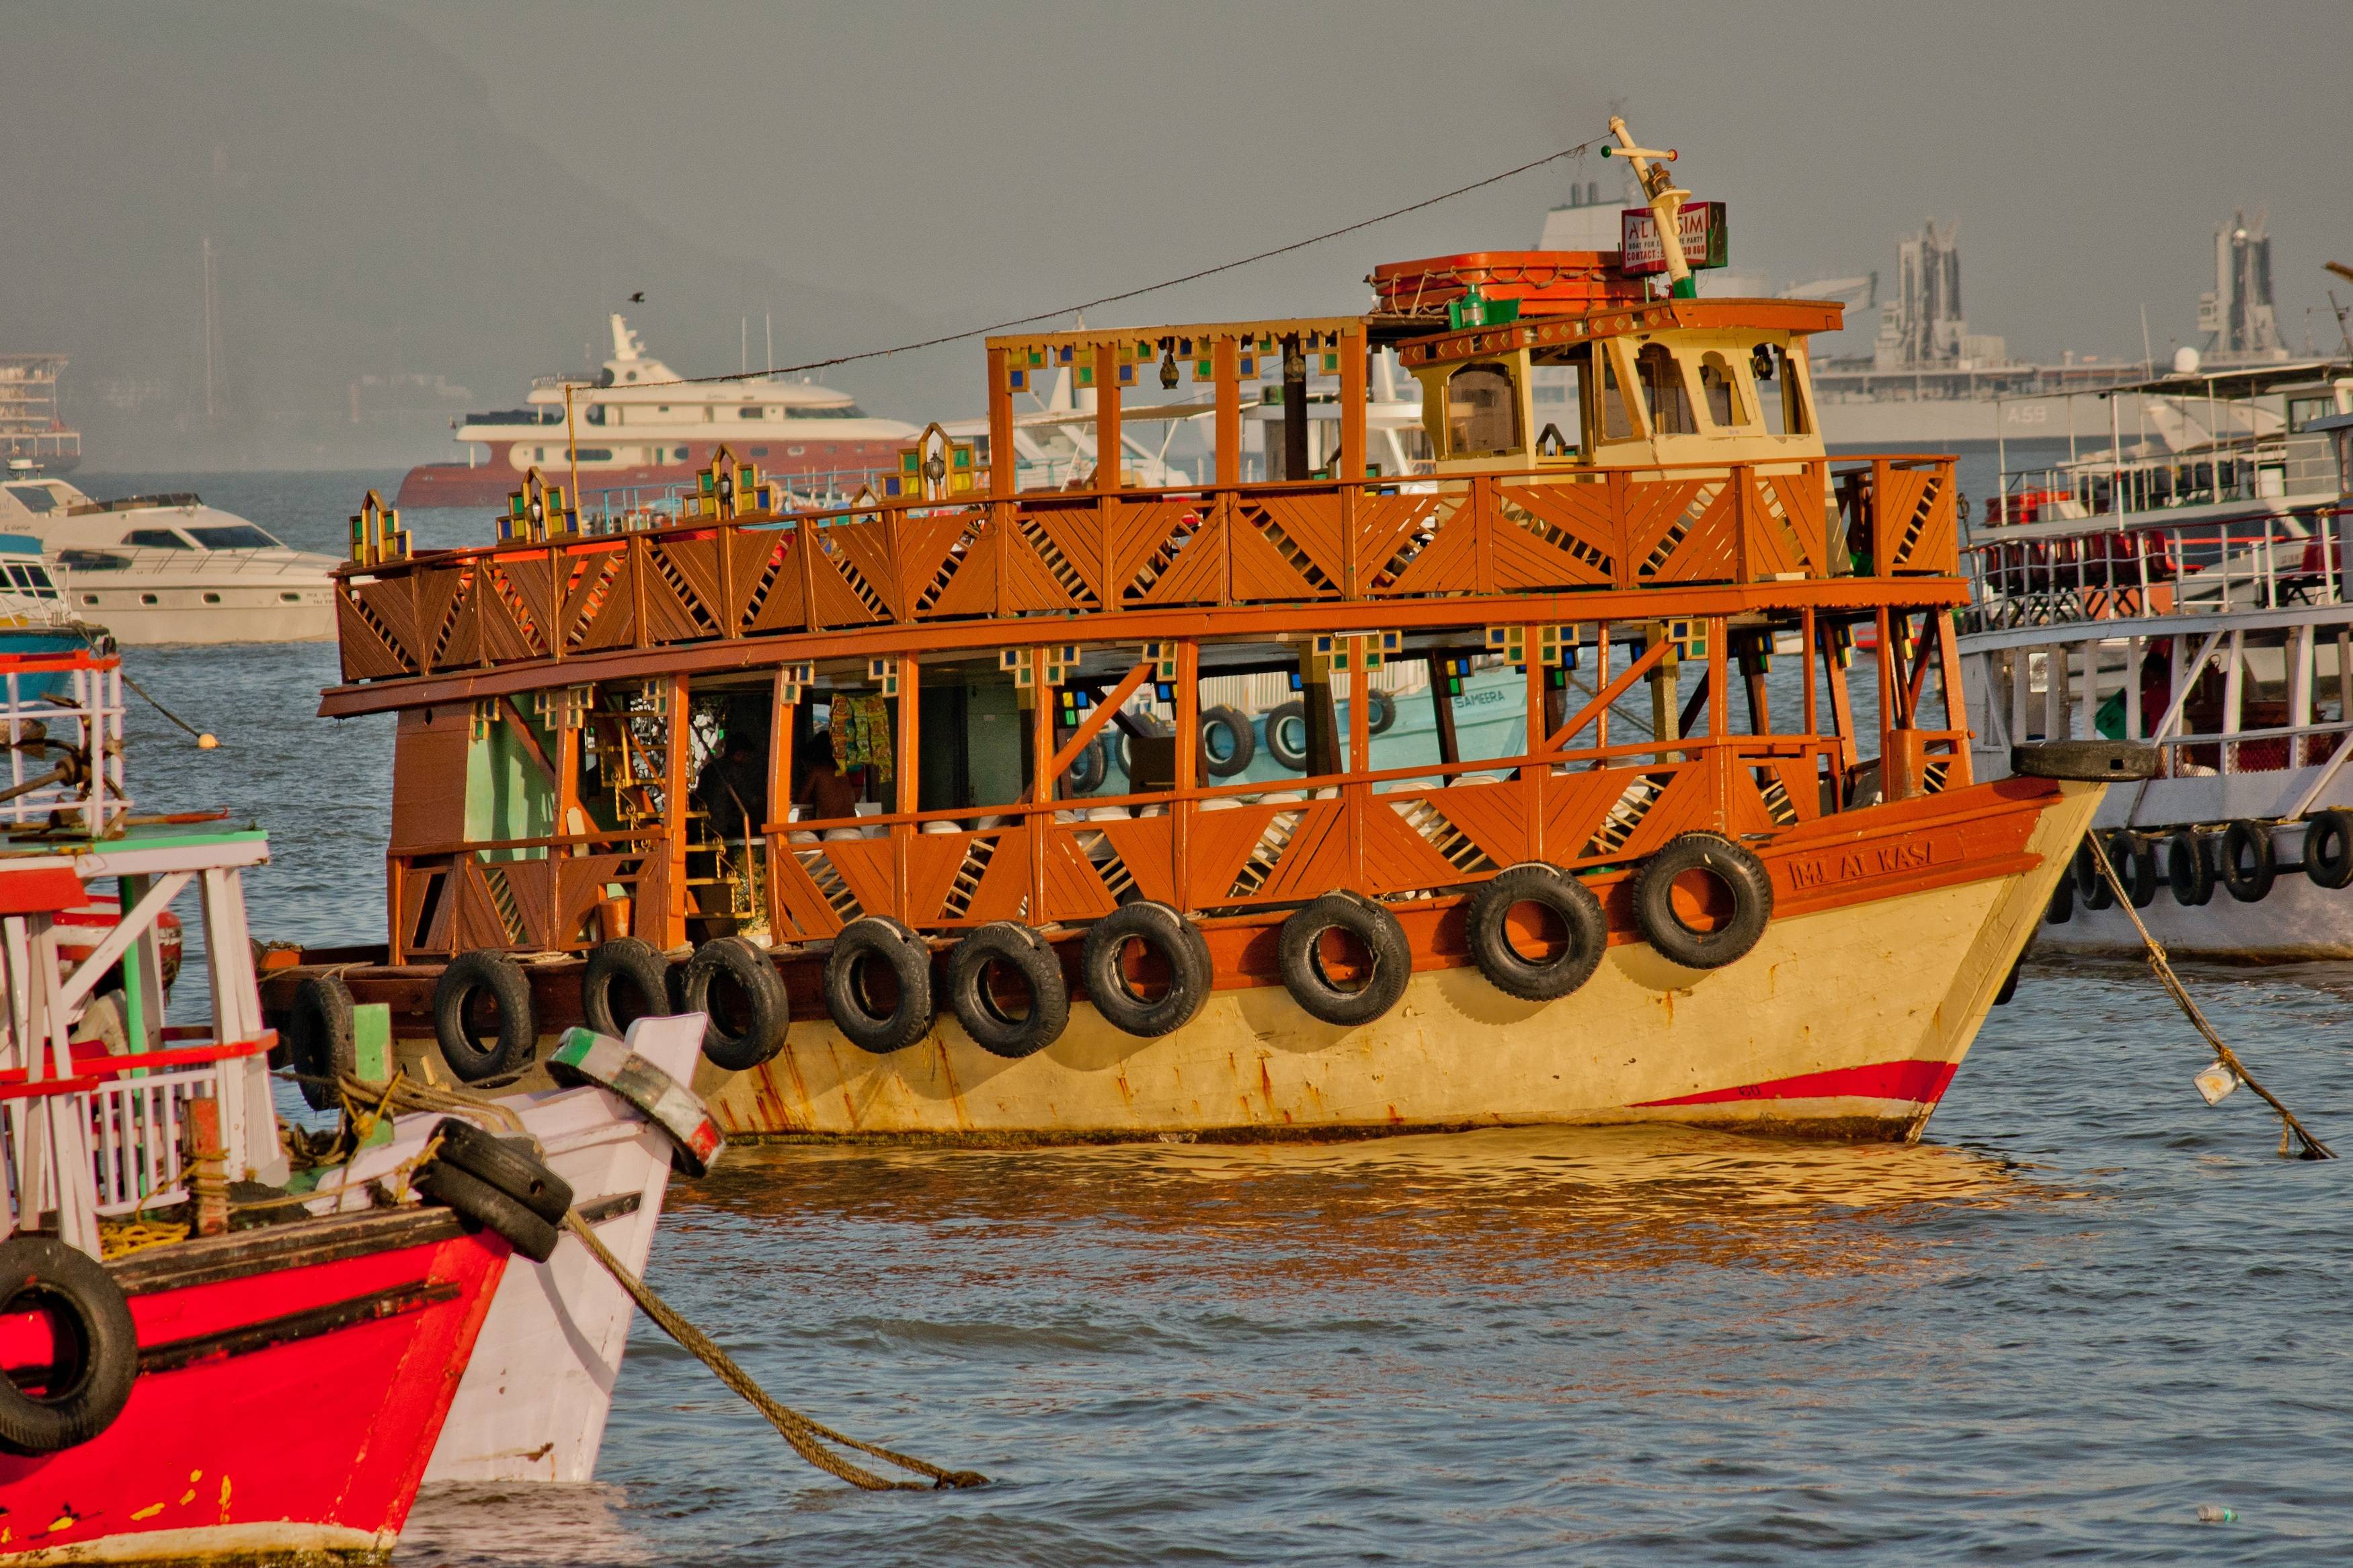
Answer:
[
  {"xmin": 395, "ymin": 315, "xmax": 918, "ymax": 509},
  {"xmin": 0, "ymin": 352, "xmax": 81, "ymax": 474},
  {"xmin": 0, "ymin": 462, "xmax": 336, "ymax": 645}
]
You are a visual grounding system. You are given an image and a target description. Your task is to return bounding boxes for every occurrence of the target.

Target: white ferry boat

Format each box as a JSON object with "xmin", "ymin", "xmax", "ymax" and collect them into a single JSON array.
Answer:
[
  {"xmin": 1954, "ymin": 358, "xmax": 2353, "ymax": 957},
  {"xmin": 0, "ymin": 464, "xmax": 337, "ymax": 644},
  {"xmin": 397, "ymin": 315, "xmax": 919, "ymax": 508}
]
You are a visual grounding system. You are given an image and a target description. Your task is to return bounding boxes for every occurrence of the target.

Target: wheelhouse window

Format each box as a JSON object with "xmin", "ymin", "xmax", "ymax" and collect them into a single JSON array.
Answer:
[
  {"xmin": 1635, "ymin": 344, "xmax": 1693, "ymax": 436},
  {"xmin": 1529, "ymin": 346, "xmax": 1587, "ymax": 458},
  {"xmin": 1444, "ymin": 363, "xmax": 1521, "ymax": 457},
  {"xmin": 122, "ymin": 528, "xmax": 193, "ymax": 550},
  {"xmin": 1599, "ymin": 344, "xmax": 1637, "ymax": 440},
  {"xmin": 1698, "ymin": 352, "xmax": 1749, "ymax": 428},
  {"xmin": 1751, "ymin": 342, "xmax": 1812, "ymax": 436}
]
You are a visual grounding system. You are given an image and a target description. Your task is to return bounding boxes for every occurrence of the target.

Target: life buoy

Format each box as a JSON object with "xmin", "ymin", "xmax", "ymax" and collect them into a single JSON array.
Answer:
[
  {"xmin": 2106, "ymin": 829, "xmax": 2158, "ymax": 908},
  {"xmin": 2073, "ymin": 838, "xmax": 2116, "ymax": 910},
  {"xmin": 286, "ymin": 973, "xmax": 356, "ymax": 1112},
  {"xmin": 1366, "ymin": 689, "xmax": 1397, "ymax": 736},
  {"xmin": 1265, "ymin": 700, "xmax": 1311, "ymax": 772},
  {"xmin": 1080, "ymin": 901, "xmax": 1211, "ymax": 1037},
  {"xmin": 1277, "ymin": 893, "xmax": 1411, "ymax": 1026},
  {"xmin": 0, "ymin": 1238, "xmax": 137, "ymax": 1456},
  {"xmin": 428, "ymin": 1116, "xmax": 573, "ymax": 1224},
  {"xmin": 1464, "ymin": 864, "xmax": 1607, "ymax": 1001},
  {"xmin": 823, "ymin": 916, "xmax": 934, "ymax": 1054},
  {"xmin": 684, "ymin": 936, "xmax": 791, "ymax": 1071},
  {"xmin": 2219, "ymin": 819, "xmax": 2276, "ymax": 903},
  {"xmin": 432, "ymin": 950, "xmax": 538, "ymax": 1082},
  {"xmin": 2305, "ymin": 809, "xmax": 2353, "ymax": 889},
  {"xmin": 580, "ymin": 937, "xmax": 672, "ymax": 1039},
  {"xmin": 1198, "ymin": 705, "xmax": 1255, "ymax": 778},
  {"xmin": 2167, "ymin": 830, "xmax": 2215, "ymax": 906},
  {"xmin": 945, "ymin": 922, "xmax": 1069, "ymax": 1059},
  {"xmin": 1630, "ymin": 832, "xmax": 1773, "ymax": 969}
]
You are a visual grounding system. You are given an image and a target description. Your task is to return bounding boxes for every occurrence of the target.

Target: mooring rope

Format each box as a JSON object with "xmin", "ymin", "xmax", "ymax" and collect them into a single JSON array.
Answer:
[
  {"xmin": 2083, "ymin": 831, "xmax": 2335, "ymax": 1159},
  {"xmin": 560, "ymin": 1210, "xmax": 987, "ymax": 1492}
]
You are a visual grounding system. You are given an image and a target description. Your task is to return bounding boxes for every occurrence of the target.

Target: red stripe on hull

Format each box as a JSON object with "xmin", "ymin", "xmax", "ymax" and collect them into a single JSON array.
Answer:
[
  {"xmin": 1636, "ymin": 1058, "xmax": 1960, "ymax": 1108},
  {"xmin": 0, "ymin": 1221, "xmax": 508, "ymax": 1563}
]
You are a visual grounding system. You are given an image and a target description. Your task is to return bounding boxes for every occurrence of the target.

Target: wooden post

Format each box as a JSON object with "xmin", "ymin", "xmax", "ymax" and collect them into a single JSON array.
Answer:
[
  {"xmin": 1172, "ymin": 638, "xmax": 1199, "ymax": 913},
  {"xmin": 987, "ymin": 345, "xmax": 1016, "ymax": 498},
  {"xmin": 1213, "ymin": 336, "xmax": 1241, "ymax": 487},
  {"xmin": 1594, "ymin": 622, "xmax": 1611, "ymax": 760},
  {"xmin": 1339, "ymin": 329, "xmax": 1367, "ymax": 481},
  {"xmin": 893, "ymin": 654, "xmax": 918, "ymax": 919},
  {"xmin": 1302, "ymin": 643, "xmax": 1341, "ymax": 778},
  {"xmin": 1936, "ymin": 609, "xmax": 1974, "ymax": 784},
  {"xmin": 1281, "ymin": 333, "xmax": 1308, "ymax": 483},
  {"xmin": 1523, "ymin": 632, "xmax": 1548, "ymax": 860},
  {"xmin": 764, "ymin": 667, "xmax": 797, "ymax": 940},
  {"xmin": 664, "ymin": 672, "xmax": 690, "ymax": 948},
  {"xmin": 1030, "ymin": 648, "xmax": 1053, "ymax": 920},
  {"xmin": 1647, "ymin": 622, "xmax": 1678, "ymax": 759},
  {"xmin": 1708, "ymin": 618, "xmax": 1730, "ymax": 827},
  {"xmin": 1427, "ymin": 651, "xmax": 1461, "ymax": 768},
  {"xmin": 1094, "ymin": 341, "xmax": 1123, "ymax": 493}
]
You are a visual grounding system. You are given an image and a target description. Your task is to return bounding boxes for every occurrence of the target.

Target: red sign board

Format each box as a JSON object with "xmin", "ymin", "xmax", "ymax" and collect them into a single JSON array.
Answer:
[{"xmin": 1620, "ymin": 202, "xmax": 1730, "ymax": 276}]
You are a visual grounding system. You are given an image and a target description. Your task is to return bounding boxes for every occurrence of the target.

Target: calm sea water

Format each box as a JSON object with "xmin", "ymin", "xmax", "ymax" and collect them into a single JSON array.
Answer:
[{"xmin": 79, "ymin": 468, "xmax": 2353, "ymax": 1565}]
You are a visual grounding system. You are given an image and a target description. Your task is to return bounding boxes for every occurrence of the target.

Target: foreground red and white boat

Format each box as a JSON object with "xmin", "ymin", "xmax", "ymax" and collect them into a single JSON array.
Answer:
[
  {"xmin": 311, "ymin": 1013, "xmax": 723, "ymax": 1484},
  {"xmin": 0, "ymin": 651, "xmax": 539, "ymax": 1564}
]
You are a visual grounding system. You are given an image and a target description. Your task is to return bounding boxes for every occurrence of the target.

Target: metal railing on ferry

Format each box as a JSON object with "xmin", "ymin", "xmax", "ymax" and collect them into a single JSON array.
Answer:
[{"xmin": 1962, "ymin": 509, "xmax": 2351, "ymax": 631}]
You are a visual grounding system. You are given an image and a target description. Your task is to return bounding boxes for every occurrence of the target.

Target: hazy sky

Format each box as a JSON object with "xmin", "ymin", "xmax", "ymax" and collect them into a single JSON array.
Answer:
[
  {"xmin": 363, "ymin": 0, "xmax": 2353, "ymax": 364},
  {"xmin": 11, "ymin": 1, "xmax": 2350, "ymax": 470}
]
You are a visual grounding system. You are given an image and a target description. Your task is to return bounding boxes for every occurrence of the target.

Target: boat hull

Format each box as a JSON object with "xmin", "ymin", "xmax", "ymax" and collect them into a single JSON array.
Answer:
[
  {"xmin": 315, "ymin": 1021, "xmax": 703, "ymax": 1485},
  {"xmin": 696, "ymin": 779, "xmax": 2098, "ymax": 1143},
  {"xmin": 69, "ymin": 598, "xmax": 334, "ymax": 646},
  {"xmin": 396, "ymin": 440, "xmax": 904, "ymax": 509},
  {"xmin": 0, "ymin": 1211, "xmax": 508, "ymax": 1566}
]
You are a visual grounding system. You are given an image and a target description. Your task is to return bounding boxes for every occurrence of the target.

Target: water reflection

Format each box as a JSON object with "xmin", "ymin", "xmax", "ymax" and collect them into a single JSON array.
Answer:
[{"xmin": 678, "ymin": 1124, "xmax": 2031, "ymax": 1290}]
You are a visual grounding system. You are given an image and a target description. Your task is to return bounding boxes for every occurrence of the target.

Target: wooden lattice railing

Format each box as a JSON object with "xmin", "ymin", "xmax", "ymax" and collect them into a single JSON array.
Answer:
[{"xmin": 333, "ymin": 458, "xmax": 1958, "ymax": 688}]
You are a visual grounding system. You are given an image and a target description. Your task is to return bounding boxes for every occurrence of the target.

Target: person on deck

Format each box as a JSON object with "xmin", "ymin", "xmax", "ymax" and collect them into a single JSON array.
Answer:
[
  {"xmin": 796, "ymin": 733, "xmax": 865, "ymax": 822},
  {"xmin": 696, "ymin": 734, "xmax": 767, "ymax": 843}
]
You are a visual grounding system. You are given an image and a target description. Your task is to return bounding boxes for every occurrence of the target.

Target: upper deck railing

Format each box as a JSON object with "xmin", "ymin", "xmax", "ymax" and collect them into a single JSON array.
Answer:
[{"xmin": 331, "ymin": 456, "xmax": 1959, "ymax": 694}]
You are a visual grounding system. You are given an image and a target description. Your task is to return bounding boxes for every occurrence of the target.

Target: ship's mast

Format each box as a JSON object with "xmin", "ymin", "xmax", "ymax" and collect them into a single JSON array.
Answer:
[{"xmin": 1603, "ymin": 116, "xmax": 1694, "ymax": 300}]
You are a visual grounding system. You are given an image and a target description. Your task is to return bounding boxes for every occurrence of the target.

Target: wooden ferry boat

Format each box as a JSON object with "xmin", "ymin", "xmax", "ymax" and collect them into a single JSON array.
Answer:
[{"xmin": 271, "ymin": 128, "xmax": 2135, "ymax": 1144}]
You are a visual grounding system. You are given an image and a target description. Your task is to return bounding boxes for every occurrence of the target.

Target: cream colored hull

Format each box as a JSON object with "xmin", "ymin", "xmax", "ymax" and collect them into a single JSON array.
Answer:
[{"xmin": 697, "ymin": 786, "xmax": 2100, "ymax": 1143}]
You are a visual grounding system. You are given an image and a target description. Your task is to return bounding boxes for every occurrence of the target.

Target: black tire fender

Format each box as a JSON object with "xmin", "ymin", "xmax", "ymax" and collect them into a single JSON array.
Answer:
[
  {"xmin": 2219, "ymin": 819, "xmax": 2277, "ymax": 903},
  {"xmin": 945, "ymin": 923, "xmax": 1070, "ymax": 1059},
  {"xmin": 1630, "ymin": 832, "xmax": 1773, "ymax": 970},
  {"xmin": 1080, "ymin": 901, "xmax": 1211, "ymax": 1038},
  {"xmin": 2045, "ymin": 867, "xmax": 2075, "ymax": 924},
  {"xmin": 430, "ymin": 1116, "xmax": 573, "ymax": 1225},
  {"xmin": 2073, "ymin": 837, "xmax": 2116, "ymax": 910},
  {"xmin": 2167, "ymin": 830, "xmax": 2215, "ymax": 907},
  {"xmin": 2305, "ymin": 809, "xmax": 2353, "ymax": 890},
  {"xmin": 2107, "ymin": 829, "xmax": 2158, "ymax": 909},
  {"xmin": 1064, "ymin": 735, "xmax": 1108, "ymax": 795},
  {"xmin": 580, "ymin": 938, "xmax": 672, "ymax": 1040},
  {"xmin": 1197, "ymin": 704, "xmax": 1255, "ymax": 778},
  {"xmin": 683, "ymin": 936, "xmax": 791, "ymax": 1071},
  {"xmin": 823, "ymin": 916, "xmax": 934, "ymax": 1055},
  {"xmin": 431, "ymin": 950, "xmax": 537, "ymax": 1083},
  {"xmin": 417, "ymin": 1161, "xmax": 560, "ymax": 1264},
  {"xmin": 1264, "ymin": 699, "xmax": 1310, "ymax": 772},
  {"xmin": 0, "ymin": 1238, "xmax": 137, "ymax": 1456},
  {"xmin": 1365, "ymin": 688, "xmax": 1397, "ymax": 736},
  {"xmin": 286, "ymin": 973, "xmax": 356, "ymax": 1113},
  {"xmin": 1464, "ymin": 864, "xmax": 1608, "ymax": 1002},
  {"xmin": 1277, "ymin": 893, "xmax": 1411, "ymax": 1026}
]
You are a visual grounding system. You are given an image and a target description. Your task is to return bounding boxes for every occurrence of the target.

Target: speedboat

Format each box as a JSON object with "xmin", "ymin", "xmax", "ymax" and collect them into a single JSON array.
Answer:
[{"xmin": 0, "ymin": 462, "xmax": 337, "ymax": 643}]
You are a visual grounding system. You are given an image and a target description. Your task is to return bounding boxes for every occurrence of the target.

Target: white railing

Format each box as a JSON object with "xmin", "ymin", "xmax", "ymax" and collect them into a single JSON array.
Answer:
[
  {"xmin": 0, "ymin": 654, "xmax": 128, "ymax": 834},
  {"xmin": 1964, "ymin": 509, "xmax": 2347, "ymax": 630},
  {"xmin": 89, "ymin": 1067, "xmax": 214, "ymax": 1215}
]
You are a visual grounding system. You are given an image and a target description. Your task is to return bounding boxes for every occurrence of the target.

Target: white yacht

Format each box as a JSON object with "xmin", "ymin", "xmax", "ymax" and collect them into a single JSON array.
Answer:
[
  {"xmin": 0, "ymin": 466, "xmax": 337, "ymax": 645},
  {"xmin": 397, "ymin": 315, "xmax": 919, "ymax": 509}
]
